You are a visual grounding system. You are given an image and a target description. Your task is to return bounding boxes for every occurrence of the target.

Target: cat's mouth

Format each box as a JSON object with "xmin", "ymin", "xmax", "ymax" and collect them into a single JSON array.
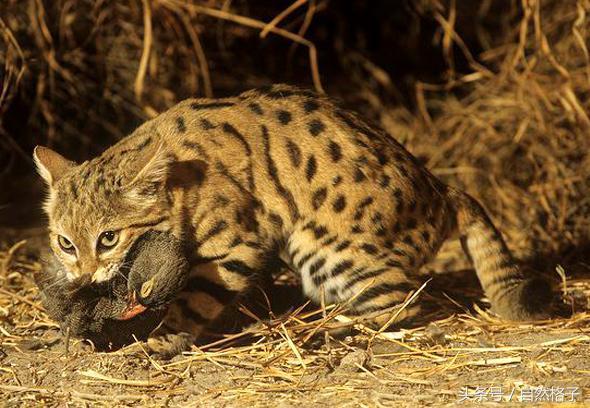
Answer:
[{"xmin": 116, "ymin": 291, "xmax": 147, "ymax": 320}]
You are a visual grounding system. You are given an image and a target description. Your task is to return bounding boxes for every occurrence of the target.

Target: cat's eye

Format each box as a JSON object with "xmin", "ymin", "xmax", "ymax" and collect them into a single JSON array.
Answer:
[
  {"xmin": 98, "ymin": 231, "xmax": 119, "ymax": 249},
  {"xmin": 57, "ymin": 235, "xmax": 75, "ymax": 253}
]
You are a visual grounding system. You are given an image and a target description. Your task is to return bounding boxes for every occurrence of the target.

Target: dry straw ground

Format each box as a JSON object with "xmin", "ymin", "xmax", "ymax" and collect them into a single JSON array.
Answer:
[{"xmin": 1, "ymin": 0, "xmax": 590, "ymax": 406}]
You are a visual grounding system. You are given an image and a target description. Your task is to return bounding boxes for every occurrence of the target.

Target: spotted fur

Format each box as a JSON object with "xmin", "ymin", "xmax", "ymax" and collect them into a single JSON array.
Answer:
[{"xmin": 34, "ymin": 84, "xmax": 551, "ymax": 343}]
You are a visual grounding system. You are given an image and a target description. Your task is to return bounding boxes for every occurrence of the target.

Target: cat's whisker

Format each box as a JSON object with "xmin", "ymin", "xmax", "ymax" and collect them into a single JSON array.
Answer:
[
  {"xmin": 115, "ymin": 269, "xmax": 129, "ymax": 283},
  {"xmin": 42, "ymin": 276, "xmax": 70, "ymax": 291},
  {"xmin": 35, "ymin": 269, "xmax": 67, "ymax": 285}
]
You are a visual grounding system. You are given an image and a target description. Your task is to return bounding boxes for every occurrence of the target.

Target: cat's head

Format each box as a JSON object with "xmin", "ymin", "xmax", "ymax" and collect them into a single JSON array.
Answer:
[{"xmin": 33, "ymin": 137, "xmax": 172, "ymax": 283}]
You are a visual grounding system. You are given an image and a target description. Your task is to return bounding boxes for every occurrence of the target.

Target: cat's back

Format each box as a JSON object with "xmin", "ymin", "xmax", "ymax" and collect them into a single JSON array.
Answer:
[
  {"xmin": 150, "ymin": 84, "xmax": 437, "ymax": 189},
  {"xmin": 140, "ymin": 85, "xmax": 446, "ymax": 224}
]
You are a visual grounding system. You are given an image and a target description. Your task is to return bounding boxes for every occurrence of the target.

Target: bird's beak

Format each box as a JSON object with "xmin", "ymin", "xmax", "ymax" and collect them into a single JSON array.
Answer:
[{"xmin": 116, "ymin": 291, "xmax": 148, "ymax": 320}]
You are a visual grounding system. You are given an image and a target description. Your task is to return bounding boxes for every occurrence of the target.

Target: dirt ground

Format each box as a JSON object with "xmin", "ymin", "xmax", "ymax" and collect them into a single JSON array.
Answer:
[{"xmin": 1, "ymin": 225, "xmax": 589, "ymax": 407}]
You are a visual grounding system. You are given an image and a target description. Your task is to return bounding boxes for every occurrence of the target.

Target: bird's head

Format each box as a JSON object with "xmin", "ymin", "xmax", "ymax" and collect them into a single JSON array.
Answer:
[{"xmin": 116, "ymin": 230, "xmax": 190, "ymax": 320}]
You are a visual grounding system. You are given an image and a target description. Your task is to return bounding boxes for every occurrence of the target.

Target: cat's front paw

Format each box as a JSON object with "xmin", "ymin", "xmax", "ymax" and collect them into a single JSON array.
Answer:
[{"xmin": 146, "ymin": 332, "xmax": 194, "ymax": 360}]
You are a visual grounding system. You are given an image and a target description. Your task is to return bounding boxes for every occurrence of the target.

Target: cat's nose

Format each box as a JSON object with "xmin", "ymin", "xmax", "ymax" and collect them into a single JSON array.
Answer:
[{"xmin": 78, "ymin": 258, "xmax": 99, "ymax": 279}]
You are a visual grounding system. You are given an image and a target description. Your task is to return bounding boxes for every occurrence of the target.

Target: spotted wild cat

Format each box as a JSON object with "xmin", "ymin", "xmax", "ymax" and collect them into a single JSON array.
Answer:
[{"xmin": 33, "ymin": 84, "xmax": 551, "ymax": 350}]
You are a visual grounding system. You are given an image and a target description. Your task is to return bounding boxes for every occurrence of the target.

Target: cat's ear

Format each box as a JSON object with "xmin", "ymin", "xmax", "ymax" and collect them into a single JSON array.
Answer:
[
  {"xmin": 125, "ymin": 141, "xmax": 171, "ymax": 197},
  {"xmin": 33, "ymin": 146, "xmax": 77, "ymax": 186}
]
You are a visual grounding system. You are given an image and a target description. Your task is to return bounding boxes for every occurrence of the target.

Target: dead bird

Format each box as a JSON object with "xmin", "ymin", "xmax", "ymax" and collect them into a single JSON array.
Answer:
[
  {"xmin": 35, "ymin": 252, "xmax": 160, "ymax": 350},
  {"xmin": 34, "ymin": 230, "xmax": 189, "ymax": 349}
]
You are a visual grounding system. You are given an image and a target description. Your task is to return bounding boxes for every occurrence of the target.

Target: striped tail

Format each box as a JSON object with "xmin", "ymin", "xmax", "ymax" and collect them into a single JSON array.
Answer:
[{"xmin": 449, "ymin": 188, "xmax": 552, "ymax": 321}]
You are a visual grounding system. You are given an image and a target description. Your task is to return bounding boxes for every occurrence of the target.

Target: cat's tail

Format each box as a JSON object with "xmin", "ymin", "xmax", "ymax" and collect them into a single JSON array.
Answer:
[{"xmin": 448, "ymin": 188, "xmax": 552, "ymax": 321}]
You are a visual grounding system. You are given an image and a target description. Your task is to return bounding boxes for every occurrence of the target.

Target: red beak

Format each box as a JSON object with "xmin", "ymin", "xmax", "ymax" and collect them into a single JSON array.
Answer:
[{"xmin": 116, "ymin": 291, "xmax": 148, "ymax": 320}]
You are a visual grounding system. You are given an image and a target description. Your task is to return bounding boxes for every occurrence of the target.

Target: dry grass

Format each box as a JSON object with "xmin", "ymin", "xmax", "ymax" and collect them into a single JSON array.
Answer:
[
  {"xmin": 1, "ymin": 237, "xmax": 589, "ymax": 406},
  {"xmin": 381, "ymin": 0, "xmax": 590, "ymax": 262},
  {"xmin": 1, "ymin": 0, "xmax": 590, "ymax": 406},
  {"xmin": 0, "ymin": 0, "xmax": 326, "ymax": 163}
]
